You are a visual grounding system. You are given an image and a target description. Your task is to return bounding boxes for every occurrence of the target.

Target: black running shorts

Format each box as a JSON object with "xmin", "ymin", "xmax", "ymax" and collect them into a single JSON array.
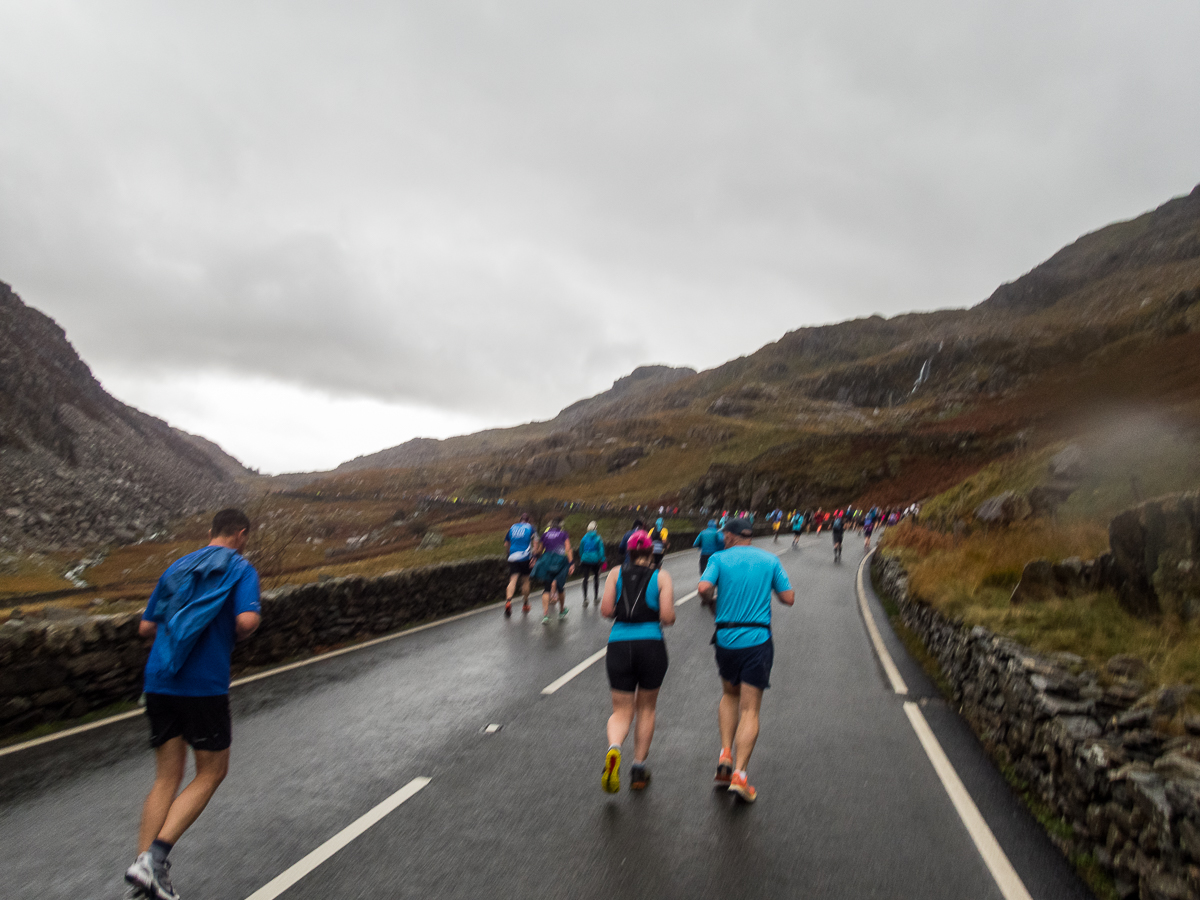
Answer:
[
  {"xmin": 145, "ymin": 693, "xmax": 232, "ymax": 752},
  {"xmin": 699, "ymin": 553, "xmax": 711, "ymax": 576},
  {"xmin": 508, "ymin": 558, "xmax": 531, "ymax": 576},
  {"xmin": 715, "ymin": 637, "xmax": 774, "ymax": 690},
  {"xmin": 606, "ymin": 640, "xmax": 669, "ymax": 692}
]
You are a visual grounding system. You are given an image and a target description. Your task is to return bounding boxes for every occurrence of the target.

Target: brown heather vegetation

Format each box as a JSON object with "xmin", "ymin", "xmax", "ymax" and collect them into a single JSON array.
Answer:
[
  {"xmin": 880, "ymin": 435, "xmax": 1200, "ymax": 706},
  {"xmin": 4, "ymin": 184, "xmax": 1200, "ymax": 627}
]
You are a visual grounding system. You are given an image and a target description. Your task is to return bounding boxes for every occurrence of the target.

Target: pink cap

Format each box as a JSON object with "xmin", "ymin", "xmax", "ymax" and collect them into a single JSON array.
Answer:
[{"xmin": 627, "ymin": 530, "xmax": 653, "ymax": 552}]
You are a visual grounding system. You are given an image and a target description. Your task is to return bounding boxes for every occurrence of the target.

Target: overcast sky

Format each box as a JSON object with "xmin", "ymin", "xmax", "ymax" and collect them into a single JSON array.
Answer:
[{"xmin": 1, "ymin": 2, "xmax": 1197, "ymax": 473}]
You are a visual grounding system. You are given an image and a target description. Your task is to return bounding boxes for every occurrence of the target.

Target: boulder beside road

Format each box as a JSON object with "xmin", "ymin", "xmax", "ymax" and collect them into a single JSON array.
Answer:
[{"xmin": 1108, "ymin": 492, "xmax": 1200, "ymax": 620}]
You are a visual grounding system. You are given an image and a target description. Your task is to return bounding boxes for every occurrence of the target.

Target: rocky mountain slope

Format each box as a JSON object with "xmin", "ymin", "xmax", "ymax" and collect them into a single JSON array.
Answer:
[
  {"xmin": 0, "ymin": 283, "xmax": 250, "ymax": 550},
  {"xmin": 319, "ymin": 184, "xmax": 1200, "ymax": 510}
]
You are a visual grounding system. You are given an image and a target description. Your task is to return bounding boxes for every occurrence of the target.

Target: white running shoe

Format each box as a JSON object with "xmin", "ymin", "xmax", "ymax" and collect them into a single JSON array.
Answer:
[{"xmin": 125, "ymin": 852, "xmax": 180, "ymax": 900}]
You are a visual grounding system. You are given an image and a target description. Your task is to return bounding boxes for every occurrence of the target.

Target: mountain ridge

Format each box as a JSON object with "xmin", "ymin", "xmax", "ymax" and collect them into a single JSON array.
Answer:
[
  {"xmin": 310, "ymin": 183, "xmax": 1200, "ymax": 511},
  {"xmin": 0, "ymin": 282, "xmax": 251, "ymax": 549}
]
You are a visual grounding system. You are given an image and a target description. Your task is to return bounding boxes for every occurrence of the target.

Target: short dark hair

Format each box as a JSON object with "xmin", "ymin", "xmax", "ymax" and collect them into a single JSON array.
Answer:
[
  {"xmin": 211, "ymin": 508, "xmax": 251, "ymax": 537},
  {"xmin": 632, "ymin": 519, "xmax": 645, "ymax": 529}
]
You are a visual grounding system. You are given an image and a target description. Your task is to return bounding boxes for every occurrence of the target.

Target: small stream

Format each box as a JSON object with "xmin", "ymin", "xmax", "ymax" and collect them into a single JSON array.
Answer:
[{"xmin": 63, "ymin": 553, "xmax": 106, "ymax": 588}]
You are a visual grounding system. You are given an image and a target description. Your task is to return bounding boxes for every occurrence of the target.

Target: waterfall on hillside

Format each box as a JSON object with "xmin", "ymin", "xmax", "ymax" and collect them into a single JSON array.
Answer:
[{"xmin": 910, "ymin": 358, "xmax": 932, "ymax": 395}]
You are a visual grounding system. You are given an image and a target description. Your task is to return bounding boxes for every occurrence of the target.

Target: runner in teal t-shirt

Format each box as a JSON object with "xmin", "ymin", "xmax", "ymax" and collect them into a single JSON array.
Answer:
[
  {"xmin": 599, "ymin": 531, "xmax": 675, "ymax": 793},
  {"xmin": 693, "ymin": 520, "xmax": 725, "ymax": 576},
  {"xmin": 697, "ymin": 518, "xmax": 794, "ymax": 805},
  {"xmin": 578, "ymin": 522, "xmax": 606, "ymax": 607}
]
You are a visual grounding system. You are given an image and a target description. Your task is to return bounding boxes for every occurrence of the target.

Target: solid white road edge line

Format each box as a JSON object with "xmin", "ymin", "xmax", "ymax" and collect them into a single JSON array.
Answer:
[
  {"xmin": 855, "ymin": 550, "xmax": 909, "ymax": 695},
  {"xmin": 856, "ymin": 549, "xmax": 1032, "ymax": 899},
  {"xmin": 0, "ymin": 602, "xmax": 506, "ymax": 758},
  {"xmin": 904, "ymin": 704, "xmax": 1034, "ymax": 900},
  {"xmin": 542, "ymin": 588, "xmax": 700, "ymax": 695},
  {"xmin": 243, "ymin": 776, "xmax": 431, "ymax": 900}
]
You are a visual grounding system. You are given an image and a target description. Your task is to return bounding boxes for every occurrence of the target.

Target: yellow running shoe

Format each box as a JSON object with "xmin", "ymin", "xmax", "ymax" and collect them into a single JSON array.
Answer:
[{"xmin": 602, "ymin": 747, "xmax": 621, "ymax": 793}]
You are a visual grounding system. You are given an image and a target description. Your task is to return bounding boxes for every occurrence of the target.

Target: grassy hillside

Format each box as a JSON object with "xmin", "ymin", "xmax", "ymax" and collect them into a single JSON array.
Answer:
[
  {"xmin": 4, "ymin": 184, "xmax": 1200, "ymax": 608},
  {"xmin": 880, "ymin": 403, "xmax": 1200, "ymax": 710}
]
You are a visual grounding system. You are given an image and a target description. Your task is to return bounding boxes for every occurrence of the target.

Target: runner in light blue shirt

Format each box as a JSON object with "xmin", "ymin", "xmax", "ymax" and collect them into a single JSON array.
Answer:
[{"xmin": 697, "ymin": 517, "xmax": 794, "ymax": 804}]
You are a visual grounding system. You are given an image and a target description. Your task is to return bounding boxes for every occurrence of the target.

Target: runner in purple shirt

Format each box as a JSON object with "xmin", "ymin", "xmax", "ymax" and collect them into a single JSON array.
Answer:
[{"xmin": 532, "ymin": 517, "xmax": 574, "ymax": 624}]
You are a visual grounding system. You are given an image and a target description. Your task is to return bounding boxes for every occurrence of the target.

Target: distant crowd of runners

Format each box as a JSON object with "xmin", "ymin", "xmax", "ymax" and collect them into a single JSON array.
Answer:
[{"xmin": 504, "ymin": 514, "xmax": 672, "ymax": 623}]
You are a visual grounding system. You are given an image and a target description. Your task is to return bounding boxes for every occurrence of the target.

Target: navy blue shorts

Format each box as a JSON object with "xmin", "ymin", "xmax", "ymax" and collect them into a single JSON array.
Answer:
[{"xmin": 715, "ymin": 638, "xmax": 774, "ymax": 690}]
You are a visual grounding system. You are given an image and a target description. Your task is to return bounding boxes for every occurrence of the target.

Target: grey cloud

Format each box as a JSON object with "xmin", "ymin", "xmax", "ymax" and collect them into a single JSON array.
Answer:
[{"xmin": 0, "ymin": 0, "xmax": 1197, "ymax": 429}]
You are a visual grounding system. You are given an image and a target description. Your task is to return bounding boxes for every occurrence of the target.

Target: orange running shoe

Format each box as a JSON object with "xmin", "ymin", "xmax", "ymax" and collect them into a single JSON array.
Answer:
[
  {"xmin": 728, "ymin": 771, "xmax": 757, "ymax": 803},
  {"xmin": 714, "ymin": 750, "xmax": 733, "ymax": 786},
  {"xmin": 629, "ymin": 764, "xmax": 650, "ymax": 790}
]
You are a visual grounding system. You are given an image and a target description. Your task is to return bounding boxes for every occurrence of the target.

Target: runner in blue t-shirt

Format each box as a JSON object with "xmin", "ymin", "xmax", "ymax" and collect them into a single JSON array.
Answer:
[
  {"xmin": 503, "ymin": 513, "xmax": 537, "ymax": 617},
  {"xmin": 125, "ymin": 508, "xmax": 261, "ymax": 900},
  {"xmin": 600, "ymin": 531, "xmax": 675, "ymax": 792},
  {"xmin": 693, "ymin": 520, "xmax": 725, "ymax": 576},
  {"xmin": 698, "ymin": 517, "xmax": 794, "ymax": 804}
]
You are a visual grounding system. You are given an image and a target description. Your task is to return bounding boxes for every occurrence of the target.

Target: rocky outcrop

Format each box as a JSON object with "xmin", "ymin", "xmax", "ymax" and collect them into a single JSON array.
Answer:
[
  {"xmin": 1007, "ymin": 493, "xmax": 1200, "ymax": 621},
  {"xmin": 0, "ymin": 556, "xmax": 507, "ymax": 739},
  {"xmin": 975, "ymin": 491, "xmax": 1031, "ymax": 526},
  {"xmin": 1011, "ymin": 556, "xmax": 1112, "ymax": 604},
  {"xmin": 875, "ymin": 554, "xmax": 1200, "ymax": 899},
  {"xmin": 1109, "ymin": 493, "xmax": 1200, "ymax": 620},
  {"xmin": 0, "ymin": 283, "xmax": 250, "ymax": 549}
]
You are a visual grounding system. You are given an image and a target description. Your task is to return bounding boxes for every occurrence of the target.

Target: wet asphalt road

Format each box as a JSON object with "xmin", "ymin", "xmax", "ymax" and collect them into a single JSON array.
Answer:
[{"xmin": 0, "ymin": 535, "xmax": 1093, "ymax": 900}]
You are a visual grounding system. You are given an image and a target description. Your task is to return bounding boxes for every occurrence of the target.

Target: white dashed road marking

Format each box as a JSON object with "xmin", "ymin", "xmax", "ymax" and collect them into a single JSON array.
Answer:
[{"xmin": 243, "ymin": 776, "xmax": 431, "ymax": 900}]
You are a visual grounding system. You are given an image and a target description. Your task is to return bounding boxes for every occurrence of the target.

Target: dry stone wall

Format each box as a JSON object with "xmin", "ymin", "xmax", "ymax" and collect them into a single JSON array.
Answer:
[
  {"xmin": 0, "ymin": 557, "xmax": 507, "ymax": 740},
  {"xmin": 873, "ymin": 554, "xmax": 1200, "ymax": 900}
]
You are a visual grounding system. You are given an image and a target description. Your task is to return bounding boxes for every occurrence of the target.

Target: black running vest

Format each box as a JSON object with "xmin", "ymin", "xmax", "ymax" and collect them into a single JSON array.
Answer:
[{"xmin": 616, "ymin": 564, "xmax": 660, "ymax": 624}]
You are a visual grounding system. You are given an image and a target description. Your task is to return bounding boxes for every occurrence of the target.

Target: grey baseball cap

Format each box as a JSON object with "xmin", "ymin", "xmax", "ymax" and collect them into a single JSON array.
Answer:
[{"xmin": 723, "ymin": 517, "xmax": 753, "ymax": 537}]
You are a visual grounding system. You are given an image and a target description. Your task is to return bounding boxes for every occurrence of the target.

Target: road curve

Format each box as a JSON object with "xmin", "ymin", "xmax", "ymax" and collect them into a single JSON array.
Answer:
[{"xmin": 0, "ymin": 536, "xmax": 1092, "ymax": 900}]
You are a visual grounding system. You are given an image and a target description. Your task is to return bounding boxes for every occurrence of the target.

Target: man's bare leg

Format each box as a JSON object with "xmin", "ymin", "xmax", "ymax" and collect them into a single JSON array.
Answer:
[
  {"xmin": 137, "ymin": 738, "xmax": 187, "ymax": 853},
  {"xmin": 732, "ymin": 684, "xmax": 763, "ymax": 772},
  {"xmin": 156, "ymin": 748, "xmax": 230, "ymax": 845},
  {"xmin": 521, "ymin": 576, "xmax": 531, "ymax": 607},
  {"xmin": 505, "ymin": 573, "xmax": 519, "ymax": 602},
  {"xmin": 719, "ymin": 680, "xmax": 741, "ymax": 755}
]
